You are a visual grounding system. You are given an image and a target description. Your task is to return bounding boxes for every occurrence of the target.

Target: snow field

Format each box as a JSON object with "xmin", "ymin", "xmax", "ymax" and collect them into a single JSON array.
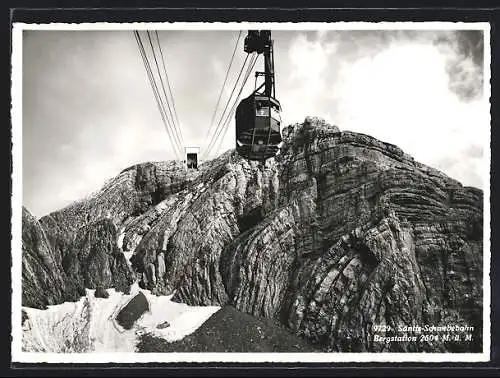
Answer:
[{"xmin": 22, "ymin": 283, "xmax": 220, "ymax": 352}]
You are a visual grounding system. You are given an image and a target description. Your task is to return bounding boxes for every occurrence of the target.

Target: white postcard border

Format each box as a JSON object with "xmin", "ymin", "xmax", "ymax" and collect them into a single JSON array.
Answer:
[{"xmin": 11, "ymin": 20, "xmax": 492, "ymax": 364}]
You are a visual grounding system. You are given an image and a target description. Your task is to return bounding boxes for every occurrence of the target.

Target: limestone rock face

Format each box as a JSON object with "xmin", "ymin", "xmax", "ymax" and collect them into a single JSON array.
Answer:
[
  {"xmin": 94, "ymin": 285, "xmax": 110, "ymax": 299},
  {"xmin": 62, "ymin": 219, "xmax": 134, "ymax": 295},
  {"xmin": 22, "ymin": 207, "xmax": 68, "ymax": 308},
  {"xmin": 21, "ymin": 117, "xmax": 483, "ymax": 352},
  {"xmin": 22, "ymin": 212, "xmax": 135, "ymax": 308}
]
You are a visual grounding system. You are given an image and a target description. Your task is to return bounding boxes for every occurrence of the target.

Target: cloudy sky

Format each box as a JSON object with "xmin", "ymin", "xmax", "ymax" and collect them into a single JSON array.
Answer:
[{"xmin": 20, "ymin": 25, "xmax": 488, "ymax": 217}]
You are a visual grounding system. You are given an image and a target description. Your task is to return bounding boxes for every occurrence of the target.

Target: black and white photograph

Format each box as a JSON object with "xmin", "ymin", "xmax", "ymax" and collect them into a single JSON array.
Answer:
[{"xmin": 11, "ymin": 21, "xmax": 491, "ymax": 363}]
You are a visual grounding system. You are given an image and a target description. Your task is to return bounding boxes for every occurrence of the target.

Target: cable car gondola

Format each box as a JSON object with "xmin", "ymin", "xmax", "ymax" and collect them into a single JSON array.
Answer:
[{"xmin": 235, "ymin": 30, "xmax": 282, "ymax": 161}]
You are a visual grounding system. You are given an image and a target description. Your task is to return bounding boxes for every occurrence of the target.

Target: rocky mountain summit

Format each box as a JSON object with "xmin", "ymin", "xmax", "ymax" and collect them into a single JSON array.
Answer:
[{"xmin": 22, "ymin": 117, "xmax": 483, "ymax": 352}]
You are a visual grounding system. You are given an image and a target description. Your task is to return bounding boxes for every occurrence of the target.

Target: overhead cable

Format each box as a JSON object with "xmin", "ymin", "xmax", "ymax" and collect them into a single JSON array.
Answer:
[
  {"xmin": 202, "ymin": 53, "xmax": 252, "ymax": 159},
  {"xmin": 145, "ymin": 31, "xmax": 184, "ymax": 155},
  {"xmin": 134, "ymin": 30, "xmax": 182, "ymax": 159},
  {"xmin": 203, "ymin": 31, "xmax": 242, "ymax": 154}
]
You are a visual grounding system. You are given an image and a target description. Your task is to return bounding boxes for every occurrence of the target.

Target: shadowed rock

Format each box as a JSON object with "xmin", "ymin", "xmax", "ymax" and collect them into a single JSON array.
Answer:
[
  {"xmin": 22, "ymin": 210, "xmax": 134, "ymax": 309},
  {"xmin": 156, "ymin": 320, "xmax": 170, "ymax": 329},
  {"xmin": 115, "ymin": 292, "xmax": 149, "ymax": 330},
  {"xmin": 62, "ymin": 219, "xmax": 134, "ymax": 295},
  {"xmin": 22, "ymin": 207, "xmax": 72, "ymax": 308},
  {"xmin": 94, "ymin": 285, "xmax": 110, "ymax": 299}
]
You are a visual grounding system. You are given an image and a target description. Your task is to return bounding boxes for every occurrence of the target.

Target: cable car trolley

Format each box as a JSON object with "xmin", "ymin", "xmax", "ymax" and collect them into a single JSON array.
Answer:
[{"xmin": 235, "ymin": 30, "xmax": 282, "ymax": 161}]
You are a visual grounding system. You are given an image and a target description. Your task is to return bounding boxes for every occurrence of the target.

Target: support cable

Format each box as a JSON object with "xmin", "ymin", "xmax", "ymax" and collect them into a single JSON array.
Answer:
[
  {"xmin": 202, "ymin": 31, "xmax": 242, "ymax": 155},
  {"xmin": 213, "ymin": 53, "xmax": 259, "ymax": 156},
  {"xmin": 202, "ymin": 53, "xmax": 251, "ymax": 159},
  {"xmin": 145, "ymin": 31, "xmax": 184, "ymax": 155},
  {"xmin": 154, "ymin": 30, "xmax": 184, "ymax": 147},
  {"xmin": 134, "ymin": 31, "xmax": 182, "ymax": 159}
]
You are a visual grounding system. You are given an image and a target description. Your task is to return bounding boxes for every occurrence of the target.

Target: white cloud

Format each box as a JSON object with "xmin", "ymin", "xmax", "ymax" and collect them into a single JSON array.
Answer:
[{"xmin": 281, "ymin": 31, "xmax": 487, "ymax": 189}]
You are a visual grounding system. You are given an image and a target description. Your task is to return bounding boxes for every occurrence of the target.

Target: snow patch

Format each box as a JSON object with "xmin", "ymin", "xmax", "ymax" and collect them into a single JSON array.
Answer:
[
  {"xmin": 117, "ymin": 230, "xmax": 125, "ymax": 251},
  {"xmin": 154, "ymin": 199, "xmax": 170, "ymax": 213},
  {"xmin": 22, "ymin": 285, "xmax": 220, "ymax": 353},
  {"xmin": 123, "ymin": 251, "xmax": 134, "ymax": 266},
  {"xmin": 138, "ymin": 292, "xmax": 219, "ymax": 342}
]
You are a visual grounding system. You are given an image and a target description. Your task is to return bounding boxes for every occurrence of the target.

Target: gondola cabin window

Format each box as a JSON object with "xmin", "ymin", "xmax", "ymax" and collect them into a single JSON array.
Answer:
[
  {"xmin": 270, "ymin": 106, "xmax": 281, "ymax": 124},
  {"xmin": 256, "ymin": 107, "xmax": 269, "ymax": 117},
  {"xmin": 255, "ymin": 101, "xmax": 270, "ymax": 117}
]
